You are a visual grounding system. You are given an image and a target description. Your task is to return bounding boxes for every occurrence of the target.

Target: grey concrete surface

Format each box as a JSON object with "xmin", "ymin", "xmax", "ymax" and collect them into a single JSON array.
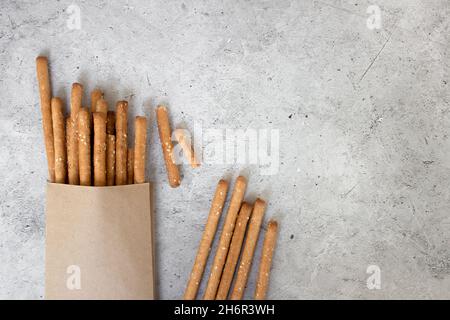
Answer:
[{"xmin": 0, "ymin": 0, "xmax": 449, "ymax": 299}]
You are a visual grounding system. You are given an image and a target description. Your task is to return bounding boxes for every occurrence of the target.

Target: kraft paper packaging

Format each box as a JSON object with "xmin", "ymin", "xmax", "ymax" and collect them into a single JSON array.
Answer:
[{"xmin": 45, "ymin": 183, "xmax": 154, "ymax": 299}]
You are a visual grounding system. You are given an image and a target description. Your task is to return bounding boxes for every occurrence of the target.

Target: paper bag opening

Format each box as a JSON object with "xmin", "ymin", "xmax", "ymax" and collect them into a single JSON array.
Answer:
[{"xmin": 45, "ymin": 183, "xmax": 154, "ymax": 300}]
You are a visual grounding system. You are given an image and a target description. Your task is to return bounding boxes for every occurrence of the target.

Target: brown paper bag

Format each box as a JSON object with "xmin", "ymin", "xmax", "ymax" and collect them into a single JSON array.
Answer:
[{"xmin": 45, "ymin": 183, "xmax": 154, "ymax": 300}]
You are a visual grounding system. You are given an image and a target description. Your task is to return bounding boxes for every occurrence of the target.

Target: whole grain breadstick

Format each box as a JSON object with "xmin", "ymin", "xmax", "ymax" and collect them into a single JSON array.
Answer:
[
  {"xmin": 106, "ymin": 134, "xmax": 116, "ymax": 186},
  {"xmin": 134, "ymin": 116, "xmax": 147, "ymax": 184},
  {"xmin": 36, "ymin": 56, "xmax": 55, "ymax": 182},
  {"xmin": 230, "ymin": 198, "xmax": 267, "ymax": 300},
  {"xmin": 127, "ymin": 148, "xmax": 134, "ymax": 184},
  {"xmin": 51, "ymin": 97, "xmax": 66, "ymax": 184},
  {"xmin": 174, "ymin": 129, "xmax": 200, "ymax": 168},
  {"xmin": 184, "ymin": 180, "xmax": 229, "ymax": 300},
  {"xmin": 203, "ymin": 176, "xmax": 247, "ymax": 300},
  {"xmin": 96, "ymin": 98, "xmax": 108, "ymax": 117},
  {"xmin": 216, "ymin": 202, "xmax": 253, "ymax": 300},
  {"xmin": 67, "ymin": 83, "xmax": 83, "ymax": 185},
  {"xmin": 106, "ymin": 111, "xmax": 115, "ymax": 135},
  {"xmin": 254, "ymin": 220, "xmax": 278, "ymax": 300},
  {"xmin": 78, "ymin": 108, "xmax": 91, "ymax": 186},
  {"xmin": 93, "ymin": 112, "xmax": 106, "ymax": 186},
  {"xmin": 156, "ymin": 106, "xmax": 180, "ymax": 188},
  {"xmin": 91, "ymin": 88, "xmax": 103, "ymax": 113},
  {"xmin": 115, "ymin": 101, "xmax": 128, "ymax": 185}
]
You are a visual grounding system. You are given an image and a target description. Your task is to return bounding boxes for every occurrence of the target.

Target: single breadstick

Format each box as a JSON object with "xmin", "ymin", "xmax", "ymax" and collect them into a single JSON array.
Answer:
[
  {"xmin": 174, "ymin": 129, "xmax": 200, "ymax": 168},
  {"xmin": 36, "ymin": 56, "xmax": 55, "ymax": 182},
  {"xmin": 184, "ymin": 180, "xmax": 229, "ymax": 300},
  {"xmin": 115, "ymin": 101, "xmax": 128, "ymax": 185},
  {"xmin": 203, "ymin": 176, "xmax": 247, "ymax": 300},
  {"xmin": 66, "ymin": 117, "xmax": 76, "ymax": 184},
  {"xmin": 51, "ymin": 97, "xmax": 66, "ymax": 184},
  {"xmin": 127, "ymin": 148, "xmax": 134, "ymax": 184},
  {"xmin": 106, "ymin": 134, "xmax": 116, "ymax": 186},
  {"xmin": 91, "ymin": 88, "xmax": 103, "ymax": 113},
  {"xmin": 96, "ymin": 98, "xmax": 108, "ymax": 116},
  {"xmin": 67, "ymin": 83, "xmax": 83, "ymax": 185},
  {"xmin": 93, "ymin": 112, "xmax": 107, "ymax": 186},
  {"xmin": 78, "ymin": 108, "xmax": 91, "ymax": 186},
  {"xmin": 254, "ymin": 220, "xmax": 279, "ymax": 300},
  {"xmin": 134, "ymin": 116, "xmax": 147, "ymax": 184},
  {"xmin": 106, "ymin": 111, "xmax": 115, "ymax": 135},
  {"xmin": 216, "ymin": 202, "xmax": 253, "ymax": 300},
  {"xmin": 156, "ymin": 106, "xmax": 180, "ymax": 188},
  {"xmin": 230, "ymin": 198, "xmax": 267, "ymax": 300}
]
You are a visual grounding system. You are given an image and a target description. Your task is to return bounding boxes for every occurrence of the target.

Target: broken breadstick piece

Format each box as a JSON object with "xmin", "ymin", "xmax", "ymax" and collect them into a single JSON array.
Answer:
[
  {"xmin": 134, "ymin": 116, "xmax": 147, "ymax": 184},
  {"xmin": 67, "ymin": 83, "xmax": 82, "ymax": 185},
  {"xmin": 51, "ymin": 97, "xmax": 66, "ymax": 184},
  {"xmin": 203, "ymin": 176, "xmax": 247, "ymax": 300},
  {"xmin": 127, "ymin": 148, "xmax": 134, "ymax": 184},
  {"xmin": 106, "ymin": 134, "xmax": 116, "ymax": 186},
  {"xmin": 174, "ymin": 129, "xmax": 200, "ymax": 168},
  {"xmin": 96, "ymin": 98, "xmax": 108, "ymax": 117},
  {"xmin": 36, "ymin": 56, "xmax": 55, "ymax": 182},
  {"xmin": 156, "ymin": 105, "xmax": 180, "ymax": 188},
  {"xmin": 115, "ymin": 101, "xmax": 128, "ymax": 185},
  {"xmin": 230, "ymin": 198, "xmax": 267, "ymax": 300},
  {"xmin": 106, "ymin": 111, "xmax": 115, "ymax": 135},
  {"xmin": 254, "ymin": 220, "xmax": 278, "ymax": 300},
  {"xmin": 91, "ymin": 88, "xmax": 103, "ymax": 114},
  {"xmin": 216, "ymin": 202, "xmax": 253, "ymax": 300},
  {"xmin": 184, "ymin": 179, "xmax": 229, "ymax": 300},
  {"xmin": 93, "ymin": 112, "xmax": 106, "ymax": 186},
  {"xmin": 78, "ymin": 108, "xmax": 91, "ymax": 186}
]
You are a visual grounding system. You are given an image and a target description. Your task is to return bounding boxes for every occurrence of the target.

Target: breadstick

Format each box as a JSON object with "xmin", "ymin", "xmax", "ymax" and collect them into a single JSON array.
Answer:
[
  {"xmin": 156, "ymin": 106, "xmax": 180, "ymax": 188},
  {"xmin": 106, "ymin": 111, "xmax": 115, "ymax": 135},
  {"xmin": 36, "ymin": 56, "xmax": 55, "ymax": 182},
  {"xmin": 127, "ymin": 148, "xmax": 134, "ymax": 184},
  {"xmin": 184, "ymin": 180, "xmax": 229, "ymax": 300},
  {"xmin": 91, "ymin": 88, "xmax": 103, "ymax": 113},
  {"xmin": 96, "ymin": 98, "xmax": 108, "ymax": 117},
  {"xmin": 133, "ymin": 116, "xmax": 147, "ymax": 184},
  {"xmin": 115, "ymin": 101, "xmax": 128, "ymax": 185},
  {"xmin": 93, "ymin": 112, "xmax": 106, "ymax": 186},
  {"xmin": 174, "ymin": 129, "xmax": 200, "ymax": 168},
  {"xmin": 106, "ymin": 134, "xmax": 116, "ymax": 186},
  {"xmin": 203, "ymin": 176, "xmax": 247, "ymax": 300},
  {"xmin": 51, "ymin": 97, "xmax": 66, "ymax": 184},
  {"xmin": 216, "ymin": 202, "xmax": 253, "ymax": 300},
  {"xmin": 67, "ymin": 83, "xmax": 83, "ymax": 185},
  {"xmin": 78, "ymin": 108, "xmax": 91, "ymax": 186},
  {"xmin": 254, "ymin": 220, "xmax": 278, "ymax": 300},
  {"xmin": 230, "ymin": 198, "xmax": 267, "ymax": 300}
]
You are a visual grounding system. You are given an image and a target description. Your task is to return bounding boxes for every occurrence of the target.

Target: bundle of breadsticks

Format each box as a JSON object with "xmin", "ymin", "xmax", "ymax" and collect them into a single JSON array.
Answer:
[
  {"xmin": 184, "ymin": 176, "xmax": 279, "ymax": 300},
  {"xmin": 36, "ymin": 56, "xmax": 148, "ymax": 186}
]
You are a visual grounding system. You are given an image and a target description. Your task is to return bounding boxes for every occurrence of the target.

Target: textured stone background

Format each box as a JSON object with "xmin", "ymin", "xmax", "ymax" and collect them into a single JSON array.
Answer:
[{"xmin": 0, "ymin": 0, "xmax": 449, "ymax": 299}]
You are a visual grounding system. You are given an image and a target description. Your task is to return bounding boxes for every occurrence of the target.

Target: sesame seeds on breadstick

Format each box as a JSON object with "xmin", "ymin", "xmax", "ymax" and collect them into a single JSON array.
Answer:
[
  {"xmin": 106, "ymin": 134, "xmax": 116, "ymax": 186},
  {"xmin": 127, "ymin": 148, "xmax": 134, "ymax": 184},
  {"xmin": 67, "ymin": 83, "xmax": 82, "ymax": 185},
  {"xmin": 156, "ymin": 105, "xmax": 180, "ymax": 188},
  {"xmin": 115, "ymin": 101, "xmax": 128, "ymax": 185},
  {"xmin": 78, "ymin": 108, "xmax": 91, "ymax": 186},
  {"xmin": 93, "ymin": 112, "xmax": 107, "ymax": 186}
]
